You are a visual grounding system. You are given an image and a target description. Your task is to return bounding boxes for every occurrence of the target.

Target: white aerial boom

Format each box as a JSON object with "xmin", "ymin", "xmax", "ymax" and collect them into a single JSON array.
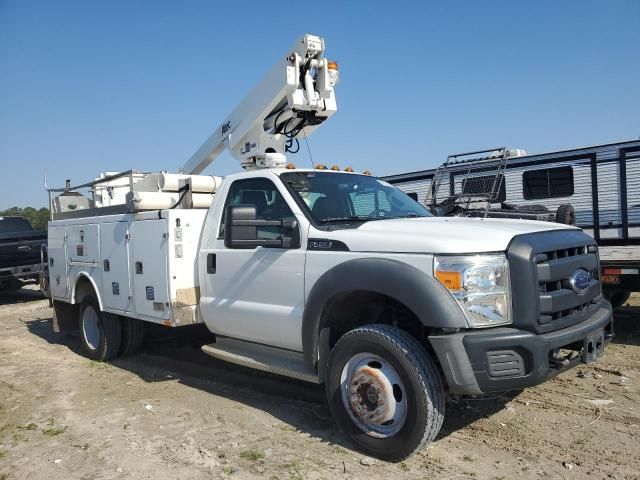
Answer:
[{"xmin": 180, "ymin": 34, "xmax": 339, "ymax": 174}]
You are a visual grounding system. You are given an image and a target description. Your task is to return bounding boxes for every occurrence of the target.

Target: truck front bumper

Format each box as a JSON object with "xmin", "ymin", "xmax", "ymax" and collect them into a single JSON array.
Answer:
[{"xmin": 429, "ymin": 303, "xmax": 613, "ymax": 395}]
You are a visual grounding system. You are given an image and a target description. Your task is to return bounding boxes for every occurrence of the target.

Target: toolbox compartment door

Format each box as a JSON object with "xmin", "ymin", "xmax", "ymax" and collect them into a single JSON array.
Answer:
[
  {"xmin": 67, "ymin": 225, "xmax": 100, "ymax": 265},
  {"xmin": 48, "ymin": 226, "xmax": 69, "ymax": 298},
  {"xmin": 100, "ymin": 222, "xmax": 132, "ymax": 312},
  {"xmin": 131, "ymin": 220, "xmax": 170, "ymax": 320}
]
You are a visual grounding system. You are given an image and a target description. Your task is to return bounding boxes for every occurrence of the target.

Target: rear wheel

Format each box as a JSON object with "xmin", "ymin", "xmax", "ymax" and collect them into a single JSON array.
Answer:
[
  {"xmin": 325, "ymin": 325, "xmax": 445, "ymax": 462},
  {"xmin": 120, "ymin": 317, "xmax": 145, "ymax": 356},
  {"xmin": 79, "ymin": 295, "xmax": 122, "ymax": 361}
]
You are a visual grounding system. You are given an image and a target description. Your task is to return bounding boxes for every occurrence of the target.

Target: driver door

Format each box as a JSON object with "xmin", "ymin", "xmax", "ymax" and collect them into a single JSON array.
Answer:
[{"xmin": 201, "ymin": 177, "xmax": 306, "ymax": 351}]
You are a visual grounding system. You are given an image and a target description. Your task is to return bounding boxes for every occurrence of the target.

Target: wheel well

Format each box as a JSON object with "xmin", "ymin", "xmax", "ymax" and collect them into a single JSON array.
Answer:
[
  {"xmin": 317, "ymin": 290, "xmax": 447, "ymax": 388},
  {"xmin": 321, "ymin": 291, "xmax": 430, "ymax": 349},
  {"xmin": 52, "ymin": 275, "xmax": 98, "ymax": 334},
  {"xmin": 74, "ymin": 275, "xmax": 97, "ymax": 305}
]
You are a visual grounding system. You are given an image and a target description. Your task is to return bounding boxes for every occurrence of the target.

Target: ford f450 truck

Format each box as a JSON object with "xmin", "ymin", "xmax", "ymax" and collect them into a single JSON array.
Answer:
[{"xmin": 43, "ymin": 35, "xmax": 613, "ymax": 461}]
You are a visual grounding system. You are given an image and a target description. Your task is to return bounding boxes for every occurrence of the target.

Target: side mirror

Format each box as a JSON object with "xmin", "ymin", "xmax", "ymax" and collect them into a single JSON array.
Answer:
[{"xmin": 224, "ymin": 204, "xmax": 300, "ymax": 249}]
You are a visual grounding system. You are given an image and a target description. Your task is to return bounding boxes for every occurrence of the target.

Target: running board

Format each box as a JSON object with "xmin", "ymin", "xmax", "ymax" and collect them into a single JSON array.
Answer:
[{"xmin": 202, "ymin": 337, "xmax": 320, "ymax": 384}]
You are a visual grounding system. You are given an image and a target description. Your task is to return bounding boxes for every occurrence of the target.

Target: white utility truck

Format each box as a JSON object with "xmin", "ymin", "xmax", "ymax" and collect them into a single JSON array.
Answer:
[{"xmin": 43, "ymin": 34, "xmax": 613, "ymax": 461}]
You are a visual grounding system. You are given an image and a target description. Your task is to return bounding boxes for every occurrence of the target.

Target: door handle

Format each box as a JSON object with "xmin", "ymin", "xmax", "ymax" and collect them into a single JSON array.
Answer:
[
  {"xmin": 18, "ymin": 245, "xmax": 32, "ymax": 252},
  {"xmin": 207, "ymin": 254, "xmax": 216, "ymax": 274}
]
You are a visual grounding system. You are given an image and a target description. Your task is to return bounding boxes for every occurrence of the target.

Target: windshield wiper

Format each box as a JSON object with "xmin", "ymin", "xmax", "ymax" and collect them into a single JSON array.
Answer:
[
  {"xmin": 319, "ymin": 216, "xmax": 372, "ymax": 224},
  {"xmin": 381, "ymin": 213, "xmax": 421, "ymax": 219}
]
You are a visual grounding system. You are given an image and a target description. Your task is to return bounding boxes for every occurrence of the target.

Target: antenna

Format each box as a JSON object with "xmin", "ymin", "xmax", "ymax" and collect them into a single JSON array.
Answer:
[{"xmin": 302, "ymin": 129, "xmax": 315, "ymax": 170}]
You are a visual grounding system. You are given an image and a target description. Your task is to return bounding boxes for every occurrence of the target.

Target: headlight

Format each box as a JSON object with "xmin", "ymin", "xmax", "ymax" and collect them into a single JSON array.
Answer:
[{"xmin": 434, "ymin": 253, "xmax": 512, "ymax": 328}]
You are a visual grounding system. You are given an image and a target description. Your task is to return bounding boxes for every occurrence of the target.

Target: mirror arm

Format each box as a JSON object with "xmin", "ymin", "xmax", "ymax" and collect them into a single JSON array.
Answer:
[
  {"xmin": 230, "ymin": 238, "xmax": 283, "ymax": 248},
  {"xmin": 281, "ymin": 218, "xmax": 297, "ymax": 229},
  {"xmin": 231, "ymin": 219, "xmax": 282, "ymax": 227},
  {"xmin": 231, "ymin": 218, "xmax": 297, "ymax": 229}
]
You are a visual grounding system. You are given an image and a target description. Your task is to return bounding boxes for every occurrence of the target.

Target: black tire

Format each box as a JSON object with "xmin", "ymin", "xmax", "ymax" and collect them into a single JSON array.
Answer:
[
  {"xmin": 605, "ymin": 290, "xmax": 631, "ymax": 309},
  {"xmin": 325, "ymin": 324, "xmax": 445, "ymax": 462},
  {"xmin": 79, "ymin": 295, "xmax": 122, "ymax": 361},
  {"xmin": 120, "ymin": 317, "xmax": 145, "ymax": 356},
  {"xmin": 556, "ymin": 204, "xmax": 576, "ymax": 225},
  {"xmin": 1, "ymin": 278, "xmax": 23, "ymax": 292}
]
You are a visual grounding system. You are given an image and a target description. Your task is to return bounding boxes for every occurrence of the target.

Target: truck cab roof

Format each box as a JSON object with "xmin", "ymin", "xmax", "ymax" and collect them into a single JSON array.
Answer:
[{"xmin": 0, "ymin": 216, "xmax": 35, "ymax": 234}]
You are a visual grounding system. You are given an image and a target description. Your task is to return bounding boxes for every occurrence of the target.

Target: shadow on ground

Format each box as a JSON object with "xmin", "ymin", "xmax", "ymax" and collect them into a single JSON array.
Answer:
[
  {"xmin": 0, "ymin": 286, "xmax": 44, "ymax": 306},
  {"xmin": 611, "ymin": 306, "xmax": 640, "ymax": 346},
  {"xmin": 25, "ymin": 316, "xmax": 511, "ymax": 454}
]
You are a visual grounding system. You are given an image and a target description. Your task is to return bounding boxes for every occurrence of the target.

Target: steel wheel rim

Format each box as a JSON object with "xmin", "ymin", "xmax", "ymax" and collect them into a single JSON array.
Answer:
[
  {"xmin": 82, "ymin": 305, "xmax": 100, "ymax": 351},
  {"xmin": 340, "ymin": 352, "xmax": 407, "ymax": 438}
]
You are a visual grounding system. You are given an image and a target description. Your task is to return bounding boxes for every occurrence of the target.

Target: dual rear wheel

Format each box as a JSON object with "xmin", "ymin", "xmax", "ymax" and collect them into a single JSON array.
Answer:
[{"xmin": 79, "ymin": 295, "xmax": 144, "ymax": 361}]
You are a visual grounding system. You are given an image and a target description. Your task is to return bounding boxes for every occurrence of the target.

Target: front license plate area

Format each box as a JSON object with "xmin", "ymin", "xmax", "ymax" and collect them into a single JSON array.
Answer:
[{"xmin": 583, "ymin": 328, "xmax": 605, "ymax": 363}]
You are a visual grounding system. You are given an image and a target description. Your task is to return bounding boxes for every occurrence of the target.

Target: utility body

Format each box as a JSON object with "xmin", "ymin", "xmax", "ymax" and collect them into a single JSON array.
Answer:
[{"xmin": 44, "ymin": 34, "xmax": 613, "ymax": 461}]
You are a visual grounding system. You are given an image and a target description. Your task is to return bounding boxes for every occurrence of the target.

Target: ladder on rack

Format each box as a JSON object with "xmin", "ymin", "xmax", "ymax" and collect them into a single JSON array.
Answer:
[{"xmin": 426, "ymin": 147, "xmax": 509, "ymax": 217}]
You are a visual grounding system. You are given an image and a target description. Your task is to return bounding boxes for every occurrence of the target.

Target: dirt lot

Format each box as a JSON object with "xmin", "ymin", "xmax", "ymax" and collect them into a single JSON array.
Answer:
[{"xmin": 1, "ymin": 287, "xmax": 639, "ymax": 480}]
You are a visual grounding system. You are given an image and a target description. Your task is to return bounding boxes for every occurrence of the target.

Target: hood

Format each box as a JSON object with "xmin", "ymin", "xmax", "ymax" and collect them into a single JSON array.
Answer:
[{"xmin": 316, "ymin": 216, "xmax": 578, "ymax": 254}]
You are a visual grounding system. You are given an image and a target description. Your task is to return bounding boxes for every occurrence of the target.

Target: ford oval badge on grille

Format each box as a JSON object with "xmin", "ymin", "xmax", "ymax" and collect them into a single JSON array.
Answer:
[{"xmin": 569, "ymin": 269, "xmax": 592, "ymax": 294}]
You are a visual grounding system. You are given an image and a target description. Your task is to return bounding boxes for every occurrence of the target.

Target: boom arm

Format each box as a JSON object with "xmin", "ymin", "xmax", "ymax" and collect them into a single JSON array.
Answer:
[{"xmin": 180, "ymin": 34, "xmax": 339, "ymax": 174}]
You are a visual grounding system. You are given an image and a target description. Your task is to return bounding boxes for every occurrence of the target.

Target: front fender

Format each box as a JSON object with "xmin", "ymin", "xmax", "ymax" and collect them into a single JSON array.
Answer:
[{"xmin": 302, "ymin": 257, "xmax": 467, "ymax": 370}]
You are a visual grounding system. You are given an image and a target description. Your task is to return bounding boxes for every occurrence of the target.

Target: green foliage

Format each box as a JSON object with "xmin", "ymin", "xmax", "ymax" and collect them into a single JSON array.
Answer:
[
  {"xmin": 41, "ymin": 426, "xmax": 66, "ymax": 436},
  {"xmin": 240, "ymin": 449, "xmax": 264, "ymax": 461},
  {"xmin": 0, "ymin": 207, "xmax": 50, "ymax": 230},
  {"xmin": 17, "ymin": 423, "xmax": 37, "ymax": 431}
]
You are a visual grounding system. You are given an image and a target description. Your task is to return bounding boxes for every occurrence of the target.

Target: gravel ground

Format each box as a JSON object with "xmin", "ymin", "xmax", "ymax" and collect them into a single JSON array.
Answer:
[{"xmin": 1, "ymin": 286, "xmax": 639, "ymax": 479}]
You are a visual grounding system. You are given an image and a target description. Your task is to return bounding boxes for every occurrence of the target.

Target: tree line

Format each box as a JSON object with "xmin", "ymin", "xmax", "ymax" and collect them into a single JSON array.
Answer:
[{"xmin": 0, "ymin": 207, "xmax": 50, "ymax": 230}]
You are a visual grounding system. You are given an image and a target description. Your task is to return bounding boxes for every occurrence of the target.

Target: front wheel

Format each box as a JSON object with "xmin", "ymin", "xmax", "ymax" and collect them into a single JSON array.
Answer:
[
  {"xmin": 604, "ymin": 289, "xmax": 631, "ymax": 309},
  {"xmin": 325, "ymin": 325, "xmax": 445, "ymax": 462}
]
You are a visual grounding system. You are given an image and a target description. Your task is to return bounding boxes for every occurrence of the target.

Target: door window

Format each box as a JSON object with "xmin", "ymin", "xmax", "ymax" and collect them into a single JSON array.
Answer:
[{"xmin": 219, "ymin": 178, "xmax": 296, "ymax": 240}]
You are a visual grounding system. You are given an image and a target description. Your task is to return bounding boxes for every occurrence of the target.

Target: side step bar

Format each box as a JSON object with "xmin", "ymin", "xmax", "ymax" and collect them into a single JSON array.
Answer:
[{"xmin": 202, "ymin": 337, "xmax": 320, "ymax": 384}]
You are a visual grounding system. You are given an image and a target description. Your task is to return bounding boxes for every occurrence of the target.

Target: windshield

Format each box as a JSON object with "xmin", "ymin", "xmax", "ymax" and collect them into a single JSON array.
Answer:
[
  {"xmin": 0, "ymin": 217, "xmax": 34, "ymax": 234},
  {"xmin": 281, "ymin": 172, "xmax": 431, "ymax": 225}
]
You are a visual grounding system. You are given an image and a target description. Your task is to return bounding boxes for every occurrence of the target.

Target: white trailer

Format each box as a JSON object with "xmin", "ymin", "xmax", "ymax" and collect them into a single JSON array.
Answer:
[{"xmin": 44, "ymin": 34, "xmax": 613, "ymax": 461}]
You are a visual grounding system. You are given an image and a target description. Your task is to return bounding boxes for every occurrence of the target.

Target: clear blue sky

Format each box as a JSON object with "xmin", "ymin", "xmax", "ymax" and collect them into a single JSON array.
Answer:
[{"xmin": 1, "ymin": 0, "xmax": 639, "ymax": 209}]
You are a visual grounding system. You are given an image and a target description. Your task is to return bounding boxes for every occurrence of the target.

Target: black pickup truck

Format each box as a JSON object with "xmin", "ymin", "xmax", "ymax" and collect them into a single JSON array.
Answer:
[{"xmin": 0, "ymin": 216, "xmax": 47, "ymax": 291}]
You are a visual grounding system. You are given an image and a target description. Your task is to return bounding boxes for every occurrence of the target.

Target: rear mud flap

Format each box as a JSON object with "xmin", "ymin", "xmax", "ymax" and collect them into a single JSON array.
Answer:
[{"xmin": 52, "ymin": 300, "xmax": 79, "ymax": 333}]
